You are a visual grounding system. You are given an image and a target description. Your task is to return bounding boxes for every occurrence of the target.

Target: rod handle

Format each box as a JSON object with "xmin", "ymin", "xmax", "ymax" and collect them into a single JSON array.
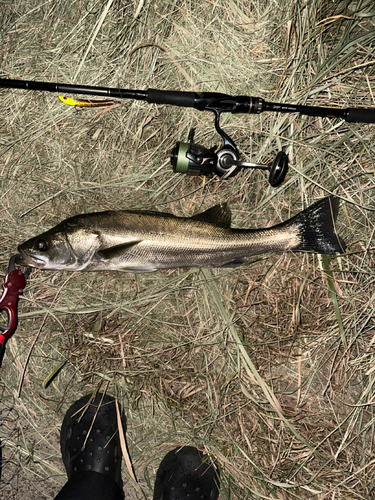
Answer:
[
  {"xmin": 147, "ymin": 89, "xmax": 196, "ymax": 108},
  {"xmin": 345, "ymin": 107, "xmax": 375, "ymax": 124}
]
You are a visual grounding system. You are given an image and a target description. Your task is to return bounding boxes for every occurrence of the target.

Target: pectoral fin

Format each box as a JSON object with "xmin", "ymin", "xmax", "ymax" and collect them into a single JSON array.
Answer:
[
  {"xmin": 97, "ymin": 241, "xmax": 141, "ymax": 261},
  {"xmin": 97, "ymin": 241, "xmax": 159, "ymax": 272}
]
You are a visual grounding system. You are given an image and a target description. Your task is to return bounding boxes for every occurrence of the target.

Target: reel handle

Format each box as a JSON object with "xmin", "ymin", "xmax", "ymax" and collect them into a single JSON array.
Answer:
[{"xmin": 268, "ymin": 151, "xmax": 288, "ymax": 187}]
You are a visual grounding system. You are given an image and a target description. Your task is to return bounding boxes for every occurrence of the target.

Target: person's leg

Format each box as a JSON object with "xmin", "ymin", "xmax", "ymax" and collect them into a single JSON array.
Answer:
[
  {"xmin": 54, "ymin": 393, "xmax": 125, "ymax": 500},
  {"xmin": 54, "ymin": 471, "xmax": 124, "ymax": 500},
  {"xmin": 153, "ymin": 445, "xmax": 220, "ymax": 500}
]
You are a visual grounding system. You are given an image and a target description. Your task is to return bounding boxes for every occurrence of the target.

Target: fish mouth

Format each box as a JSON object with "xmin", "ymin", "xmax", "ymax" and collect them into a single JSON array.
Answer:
[{"xmin": 15, "ymin": 249, "xmax": 47, "ymax": 269}]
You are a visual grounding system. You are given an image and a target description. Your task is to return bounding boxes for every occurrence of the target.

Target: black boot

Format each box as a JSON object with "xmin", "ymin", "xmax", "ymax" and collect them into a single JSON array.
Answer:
[
  {"xmin": 153, "ymin": 446, "xmax": 220, "ymax": 500},
  {"xmin": 55, "ymin": 393, "xmax": 126, "ymax": 500}
]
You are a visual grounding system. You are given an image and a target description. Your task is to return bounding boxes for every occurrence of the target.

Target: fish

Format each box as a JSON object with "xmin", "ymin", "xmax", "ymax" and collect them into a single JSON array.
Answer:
[{"xmin": 15, "ymin": 196, "xmax": 345, "ymax": 273}]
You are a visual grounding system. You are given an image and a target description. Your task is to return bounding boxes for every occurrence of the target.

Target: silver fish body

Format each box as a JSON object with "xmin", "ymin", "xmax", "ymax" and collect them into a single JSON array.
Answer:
[{"xmin": 16, "ymin": 196, "xmax": 345, "ymax": 273}]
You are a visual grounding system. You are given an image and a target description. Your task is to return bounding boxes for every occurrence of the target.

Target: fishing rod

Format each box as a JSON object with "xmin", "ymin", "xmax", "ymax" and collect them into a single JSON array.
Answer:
[{"xmin": 1, "ymin": 77, "xmax": 375, "ymax": 186}]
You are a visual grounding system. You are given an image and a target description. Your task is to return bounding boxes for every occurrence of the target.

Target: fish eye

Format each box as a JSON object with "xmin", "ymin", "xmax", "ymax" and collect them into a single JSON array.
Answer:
[{"xmin": 36, "ymin": 239, "xmax": 48, "ymax": 252}]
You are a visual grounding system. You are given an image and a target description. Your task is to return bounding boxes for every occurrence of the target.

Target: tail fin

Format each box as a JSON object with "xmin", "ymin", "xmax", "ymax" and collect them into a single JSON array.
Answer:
[{"xmin": 287, "ymin": 196, "xmax": 346, "ymax": 255}]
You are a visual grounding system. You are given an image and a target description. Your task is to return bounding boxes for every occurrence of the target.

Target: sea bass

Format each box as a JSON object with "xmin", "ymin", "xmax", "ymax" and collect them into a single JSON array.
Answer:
[{"xmin": 15, "ymin": 196, "xmax": 345, "ymax": 273}]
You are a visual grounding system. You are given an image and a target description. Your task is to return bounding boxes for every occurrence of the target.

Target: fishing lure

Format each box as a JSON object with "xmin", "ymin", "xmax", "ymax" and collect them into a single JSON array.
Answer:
[{"xmin": 59, "ymin": 96, "xmax": 114, "ymax": 107}]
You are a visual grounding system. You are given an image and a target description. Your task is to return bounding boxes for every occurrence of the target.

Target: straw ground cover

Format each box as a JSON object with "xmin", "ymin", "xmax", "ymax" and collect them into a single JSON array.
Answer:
[{"xmin": 1, "ymin": 0, "xmax": 375, "ymax": 498}]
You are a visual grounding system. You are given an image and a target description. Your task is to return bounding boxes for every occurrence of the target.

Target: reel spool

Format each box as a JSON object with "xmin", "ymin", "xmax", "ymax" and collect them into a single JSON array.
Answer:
[{"xmin": 171, "ymin": 129, "xmax": 288, "ymax": 187}]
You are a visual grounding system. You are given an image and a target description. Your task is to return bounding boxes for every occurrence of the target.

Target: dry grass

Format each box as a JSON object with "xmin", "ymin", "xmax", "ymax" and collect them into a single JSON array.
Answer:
[{"xmin": 1, "ymin": 0, "xmax": 375, "ymax": 498}]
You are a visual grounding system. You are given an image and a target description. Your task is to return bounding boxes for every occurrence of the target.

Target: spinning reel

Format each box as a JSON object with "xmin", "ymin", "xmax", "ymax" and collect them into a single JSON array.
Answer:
[{"xmin": 171, "ymin": 129, "xmax": 288, "ymax": 187}]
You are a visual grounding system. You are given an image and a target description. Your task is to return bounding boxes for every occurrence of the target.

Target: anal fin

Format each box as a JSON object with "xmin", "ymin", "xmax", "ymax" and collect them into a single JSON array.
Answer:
[
  {"xmin": 220, "ymin": 258, "xmax": 246, "ymax": 268},
  {"xmin": 118, "ymin": 266, "xmax": 158, "ymax": 273}
]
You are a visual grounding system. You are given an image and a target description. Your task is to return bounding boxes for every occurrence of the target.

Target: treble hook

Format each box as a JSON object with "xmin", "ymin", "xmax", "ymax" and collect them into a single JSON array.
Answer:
[{"xmin": 0, "ymin": 255, "xmax": 31, "ymax": 365}]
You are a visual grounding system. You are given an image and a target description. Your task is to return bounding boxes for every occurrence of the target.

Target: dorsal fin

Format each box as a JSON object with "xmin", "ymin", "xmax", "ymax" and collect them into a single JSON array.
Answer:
[{"xmin": 192, "ymin": 203, "xmax": 231, "ymax": 227}]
